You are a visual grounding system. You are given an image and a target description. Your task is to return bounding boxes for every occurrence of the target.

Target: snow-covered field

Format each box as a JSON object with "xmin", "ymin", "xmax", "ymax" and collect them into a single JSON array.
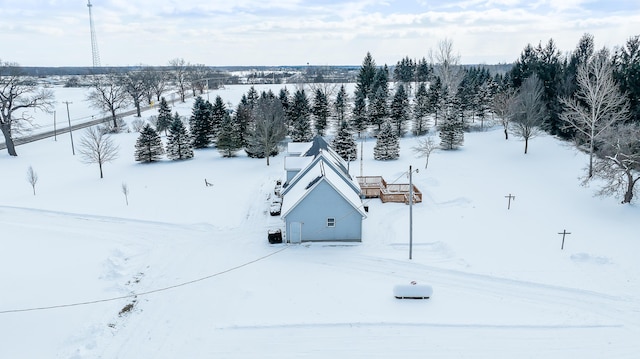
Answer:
[{"xmin": 1, "ymin": 87, "xmax": 639, "ymax": 358}]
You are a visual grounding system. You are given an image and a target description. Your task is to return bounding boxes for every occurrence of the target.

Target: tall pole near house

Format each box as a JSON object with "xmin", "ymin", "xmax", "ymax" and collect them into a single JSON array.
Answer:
[
  {"xmin": 63, "ymin": 101, "xmax": 75, "ymax": 155},
  {"xmin": 360, "ymin": 136, "xmax": 364, "ymax": 177},
  {"xmin": 53, "ymin": 110, "xmax": 57, "ymax": 141},
  {"xmin": 409, "ymin": 165, "xmax": 414, "ymax": 260}
]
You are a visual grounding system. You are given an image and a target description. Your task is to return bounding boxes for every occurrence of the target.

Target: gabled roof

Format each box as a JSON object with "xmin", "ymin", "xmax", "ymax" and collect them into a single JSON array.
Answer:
[
  {"xmin": 281, "ymin": 151, "xmax": 360, "ymax": 196},
  {"xmin": 281, "ymin": 160, "xmax": 367, "ymax": 219},
  {"xmin": 301, "ymin": 136, "xmax": 330, "ymax": 157}
]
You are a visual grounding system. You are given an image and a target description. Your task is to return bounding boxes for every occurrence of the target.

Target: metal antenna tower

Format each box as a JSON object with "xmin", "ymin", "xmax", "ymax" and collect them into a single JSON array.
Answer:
[{"xmin": 87, "ymin": 0, "xmax": 101, "ymax": 67}]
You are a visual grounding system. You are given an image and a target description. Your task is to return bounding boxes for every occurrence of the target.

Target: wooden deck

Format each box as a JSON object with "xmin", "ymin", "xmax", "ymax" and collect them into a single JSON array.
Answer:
[
  {"xmin": 356, "ymin": 176, "xmax": 387, "ymax": 198},
  {"xmin": 357, "ymin": 176, "xmax": 422, "ymax": 204}
]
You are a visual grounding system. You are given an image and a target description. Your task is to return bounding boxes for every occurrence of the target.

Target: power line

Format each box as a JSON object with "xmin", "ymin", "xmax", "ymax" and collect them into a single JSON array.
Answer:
[{"xmin": 0, "ymin": 246, "xmax": 289, "ymax": 315}]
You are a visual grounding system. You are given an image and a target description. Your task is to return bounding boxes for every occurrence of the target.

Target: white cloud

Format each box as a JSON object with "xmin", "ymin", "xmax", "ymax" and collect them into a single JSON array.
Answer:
[{"xmin": 1, "ymin": 0, "xmax": 638, "ymax": 66}]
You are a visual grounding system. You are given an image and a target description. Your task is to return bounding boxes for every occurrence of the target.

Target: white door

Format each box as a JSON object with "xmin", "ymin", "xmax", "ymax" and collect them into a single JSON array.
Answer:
[{"xmin": 289, "ymin": 222, "xmax": 302, "ymax": 243}]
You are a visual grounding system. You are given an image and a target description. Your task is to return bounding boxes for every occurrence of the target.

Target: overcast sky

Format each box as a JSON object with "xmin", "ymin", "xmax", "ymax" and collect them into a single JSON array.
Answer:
[{"xmin": 1, "ymin": 0, "xmax": 639, "ymax": 67}]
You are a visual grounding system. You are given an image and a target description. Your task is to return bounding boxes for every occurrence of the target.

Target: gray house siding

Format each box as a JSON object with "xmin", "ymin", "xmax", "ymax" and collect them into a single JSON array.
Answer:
[
  {"xmin": 285, "ymin": 181, "xmax": 362, "ymax": 242},
  {"xmin": 286, "ymin": 170, "xmax": 299, "ymax": 183}
]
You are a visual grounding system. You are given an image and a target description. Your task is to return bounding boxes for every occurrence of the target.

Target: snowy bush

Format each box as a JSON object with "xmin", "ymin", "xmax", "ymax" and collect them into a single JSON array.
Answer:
[{"xmin": 131, "ymin": 118, "xmax": 146, "ymax": 132}]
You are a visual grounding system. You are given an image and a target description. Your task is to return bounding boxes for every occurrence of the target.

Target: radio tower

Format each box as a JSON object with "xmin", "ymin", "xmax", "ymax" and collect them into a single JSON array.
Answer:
[{"xmin": 87, "ymin": 0, "xmax": 101, "ymax": 67}]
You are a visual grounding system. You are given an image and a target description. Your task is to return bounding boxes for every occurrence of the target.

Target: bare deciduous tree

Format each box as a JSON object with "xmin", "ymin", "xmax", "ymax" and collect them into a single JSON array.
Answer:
[
  {"xmin": 510, "ymin": 74, "xmax": 546, "ymax": 154},
  {"xmin": 412, "ymin": 135, "xmax": 437, "ymax": 170},
  {"xmin": 429, "ymin": 38, "xmax": 463, "ymax": 97},
  {"xmin": 87, "ymin": 72, "xmax": 129, "ymax": 130},
  {"xmin": 121, "ymin": 182, "xmax": 129, "ymax": 206},
  {"xmin": 140, "ymin": 66, "xmax": 169, "ymax": 103},
  {"xmin": 491, "ymin": 88, "xmax": 516, "ymax": 140},
  {"xmin": 78, "ymin": 127, "xmax": 119, "ymax": 178},
  {"xmin": 1, "ymin": 61, "xmax": 55, "ymax": 156},
  {"xmin": 246, "ymin": 98, "xmax": 287, "ymax": 166},
  {"xmin": 187, "ymin": 63, "xmax": 209, "ymax": 96},
  {"xmin": 26, "ymin": 165, "xmax": 38, "ymax": 195},
  {"xmin": 169, "ymin": 58, "xmax": 189, "ymax": 102},
  {"xmin": 591, "ymin": 123, "xmax": 640, "ymax": 204},
  {"xmin": 122, "ymin": 70, "xmax": 146, "ymax": 117},
  {"xmin": 560, "ymin": 52, "xmax": 630, "ymax": 178}
]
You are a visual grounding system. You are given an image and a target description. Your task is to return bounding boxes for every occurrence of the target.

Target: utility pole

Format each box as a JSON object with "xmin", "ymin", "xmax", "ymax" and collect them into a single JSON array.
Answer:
[
  {"xmin": 408, "ymin": 165, "xmax": 418, "ymax": 260},
  {"xmin": 558, "ymin": 230, "xmax": 571, "ymax": 250},
  {"xmin": 505, "ymin": 193, "xmax": 516, "ymax": 209},
  {"xmin": 409, "ymin": 165, "xmax": 413, "ymax": 260},
  {"xmin": 63, "ymin": 101, "xmax": 75, "ymax": 155},
  {"xmin": 53, "ymin": 110, "xmax": 57, "ymax": 141},
  {"xmin": 360, "ymin": 136, "xmax": 364, "ymax": 177}
]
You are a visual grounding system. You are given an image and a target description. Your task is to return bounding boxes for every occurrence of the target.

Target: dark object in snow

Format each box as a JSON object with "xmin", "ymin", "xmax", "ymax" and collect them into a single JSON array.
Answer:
[
  {"xmin": 393, "ymin": 281, "xmax": 432, "ymax": 299},
  {"xmin": 269, "ymin": 202, "xmax": 281, "ymax": 216},
  {"xmin": 205, "ymin": 178, "xmax": 213, "ymax": 187},
  {"xmin": 268, "ymin": 229, "xmax": 282, "ymax": 244},
  {"xmin": 269, "ymin": 197, "xmax": 282, "ymax": 216},
  {"xmin": 274, "ymin": 180, "xmax": 282, "ymax": 196}
]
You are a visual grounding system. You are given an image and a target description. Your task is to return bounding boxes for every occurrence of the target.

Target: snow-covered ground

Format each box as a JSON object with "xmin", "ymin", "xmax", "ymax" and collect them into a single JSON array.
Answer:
[
  {"xmin": 1, "ymin": 87, "xmax": 639, "ymax": 358},
  {"xmin": 12, "ymin": 83, "xmax": 314, "ymax": 138}
]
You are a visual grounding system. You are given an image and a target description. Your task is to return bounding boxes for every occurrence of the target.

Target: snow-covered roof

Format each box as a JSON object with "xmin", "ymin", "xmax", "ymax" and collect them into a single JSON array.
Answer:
[
  {"xmin": 301, "ymin": 136, "xmax": 330, "ymax": 157},
  {"xmin": 281, "ymin": 160, "xmax": 366, "ymax": 219},
  {"xmin": 284, "ymin": 156, "xmax": 314, "ymax": 171},
  {"xmin": 287, "ymin": 141, "xmax": 312, "ymax": 156},
  {"xmin": 281, "ymin": 151, "xmax": 359, "ymax": 195}
]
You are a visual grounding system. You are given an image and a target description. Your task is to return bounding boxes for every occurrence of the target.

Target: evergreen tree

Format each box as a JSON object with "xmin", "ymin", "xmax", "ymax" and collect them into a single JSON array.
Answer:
[
  {"xmin": 334, "ymin": 84, "xmax": 348, "ymax": 126},
  {"xmin": 475, "ymin": 80, "xmax": 493, "ymax": 129},
  {"xmin": 415, "ymin": 57, "xmax": 432, "ymax": 83},
  {"xmin": 312, "ymin": 88, "xmax": 330, "ymax": 136},
  {"xmin": 356, "ymin": 52, "xmax": 377, "ymax": 99},
  {"xmin": 217, "ymin": 112, "xmax": 242, "ymax": 157},
  {"xmin": 233, "ymin": 102, "xmax": 253, "ymax": 147},
  {"xmin": 390, "ymin": 84, "xmax": 410, "ymax": 137},
  {"xmin": 210, "ymin": 95, "xmax": 227, "ymax": 141},
  {"xmin": 351, "ymin": 87, "xmax": 368, "ymax": 137},
  {"xmin": 290, "ymin": 89, "xmax": 313, "ymax": 142},
  {"xmin": 278, "ymin": 87, "xmax": 291, "ymax": 125},
  {"xmin": 332, "ymin": 120, "xmax": 358, "ymax": 162},
  {"xmin": 134, "ymin": 124, "xmax": 164, "ymax": 162},
  {"xmin": 261, "ymin": 89, "xmax": 276, "ymax": 99},
  {"xmin": 166, "ymin": 114, "xmax": 193, "ymax": 160},
  {"xmin": 189, "ymin": 96, "xmax": 212, "ymax": 148},
  {"xmin": 373, "ymin": 120, "xmax": 400, "ymax": 160},
  {"xmin": 246, "ymin": 86, "xmax": 259, "ymax": 109},
  {"xmin": 427, "ymin": 77, "xmax": 444, "ymax": 125},
  {"xmin": 509, "ymin": 39, "xmax": 564, "ymax": 137},
  {"xmin": 239, "ymin": 93, "xmax": 249, "ymax": 107},
  {"xmin": 393, "ymin": 56, "xmax": 415, "ymax": 92},
  {"xmin": 562, "ymin": 33, "xmax": 595, "ymax": 100},
  {"xmin": 156, "ymin": 97, "xmax": 172, "ymax": 135},
  {"xmin": 369, "ymin": 86, "xmax": 388, "ymax": 131},
  {"xmin": 613, "ymin": 35, "xmax": 640, "ymax": 123},
  {"xmin": 438, "ymin": 113, "xmax": 464, "ymax": 150},
  {"xmin": 371, "ymin": 65, "xmax": 389, "ymax": 100},
  {"xmin": 413, "ymin": 83, "xmax": 429, "ymax": 135}
]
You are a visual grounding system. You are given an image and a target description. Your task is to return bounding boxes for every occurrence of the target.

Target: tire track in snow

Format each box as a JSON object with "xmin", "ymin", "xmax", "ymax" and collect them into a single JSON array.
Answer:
[
  {"xmin": 218, "ymin": 321, "xmax": 621, "ymax": 331},
  {"xmin": 314, "ymin": 254, "xmax": 640, "ymax": 329}
]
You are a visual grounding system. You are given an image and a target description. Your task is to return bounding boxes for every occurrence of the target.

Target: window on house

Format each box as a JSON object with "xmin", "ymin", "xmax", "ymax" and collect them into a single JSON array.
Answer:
[{"xmin": 327, "ymin": 218, "xmax": 336, "ymax": 227}]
